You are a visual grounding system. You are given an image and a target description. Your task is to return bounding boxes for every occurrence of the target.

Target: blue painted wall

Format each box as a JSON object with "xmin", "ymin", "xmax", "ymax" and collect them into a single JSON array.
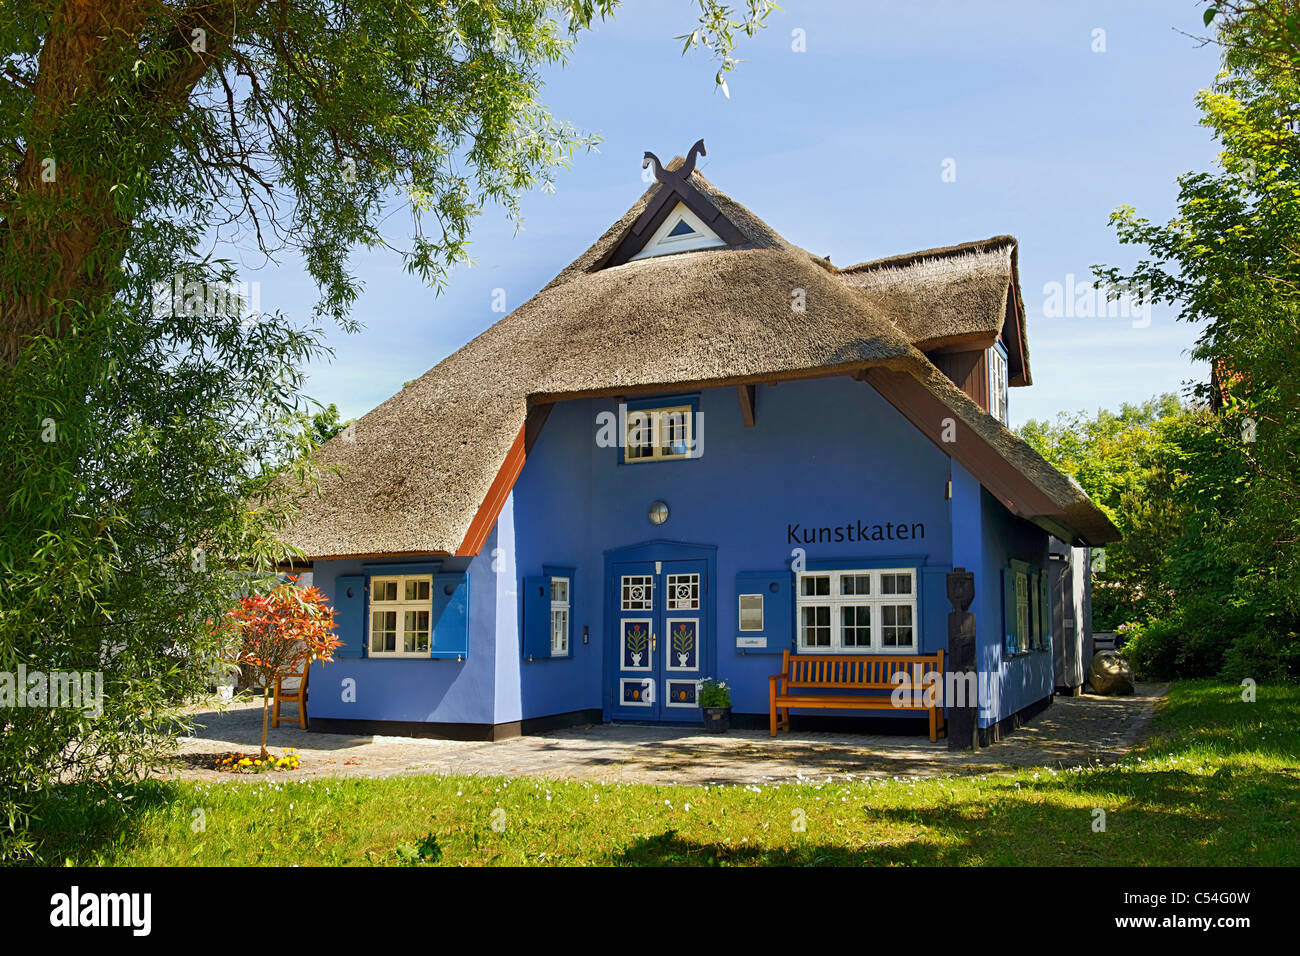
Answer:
[
  {"xmin": 976, "ymin": 485, "xmax": 1054, "ymax": 727},
  {"xmin": 309, "ymin": 548, "xmax": 496, "ymax": 724},
  {"xmin": 310, "ymin": 374, "xmax": 1056, "ymax": 731},
  {"xmin": 509, "ymin": 375, "xmax": 955, "ymax": 718}
]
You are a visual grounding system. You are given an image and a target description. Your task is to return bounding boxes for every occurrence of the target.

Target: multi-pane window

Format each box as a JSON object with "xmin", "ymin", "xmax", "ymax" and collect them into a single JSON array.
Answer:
[
  {"xmin": 625, "ymin": 405, "xmax": 695, "ymax": 462},
  {"xmin": 667, "ymin": 573, "xmax": 699, "ymax": 610},
  {"xmin": 621, "ymin": 575, "xmax": 654, "ymax": 611},
  {"xmin": 369, "ymin": 575, "xmax": 432, "ymax": 657},
  {"xmin": 796, "ymin": 569, "xmax": 917, "ymax": 653},
  {"xmin": 1015, "ymin": 572, "xmax": 1031, "ymax": 653},
  {"xmin": 988, "ymin": 346, "xmax": 1009, "ymax": 425},
  {"xmin": 550, "ymin": 577, "xmax": 570, "ymax": 657}
]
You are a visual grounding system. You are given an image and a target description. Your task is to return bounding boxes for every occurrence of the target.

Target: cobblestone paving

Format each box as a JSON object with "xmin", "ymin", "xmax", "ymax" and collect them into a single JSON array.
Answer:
[{"xmin": 165, "ymin": 683, "xmax": 1168, "ymax": 787}]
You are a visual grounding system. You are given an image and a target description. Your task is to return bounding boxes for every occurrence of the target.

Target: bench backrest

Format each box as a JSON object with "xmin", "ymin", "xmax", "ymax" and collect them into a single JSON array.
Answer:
[{"xmin": 781, "ymin": 649, "xmax": 944, "ymax": 690}]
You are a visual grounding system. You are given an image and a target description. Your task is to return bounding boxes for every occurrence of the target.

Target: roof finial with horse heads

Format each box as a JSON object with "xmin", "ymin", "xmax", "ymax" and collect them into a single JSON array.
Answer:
[{"xmin": 642, "ymin": 139, "xmax": 706, "ymax": 185}]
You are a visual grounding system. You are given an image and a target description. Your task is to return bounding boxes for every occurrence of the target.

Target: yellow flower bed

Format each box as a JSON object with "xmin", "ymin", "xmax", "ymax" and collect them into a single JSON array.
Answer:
[{"xmin": 213, "ymin": 748, "xmax": 300, "ymax": 773}]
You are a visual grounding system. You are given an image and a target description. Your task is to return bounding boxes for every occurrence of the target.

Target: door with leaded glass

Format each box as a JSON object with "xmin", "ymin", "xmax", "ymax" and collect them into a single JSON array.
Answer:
[{"xmin": 609, "ymin": 557, "xmax": 708, "ymax": 723}]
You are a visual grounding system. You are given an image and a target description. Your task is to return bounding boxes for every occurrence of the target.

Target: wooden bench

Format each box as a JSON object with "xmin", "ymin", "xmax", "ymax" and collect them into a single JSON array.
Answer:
[{"xmin": 769, "ymin": 649, "xmax": 946, "ymax": 741}]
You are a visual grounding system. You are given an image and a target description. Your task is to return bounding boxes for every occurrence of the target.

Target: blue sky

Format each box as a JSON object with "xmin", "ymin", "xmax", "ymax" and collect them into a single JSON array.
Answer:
[{"xmin": 246, "ymin": 0, "xmax": 1223, "ymax": 429}]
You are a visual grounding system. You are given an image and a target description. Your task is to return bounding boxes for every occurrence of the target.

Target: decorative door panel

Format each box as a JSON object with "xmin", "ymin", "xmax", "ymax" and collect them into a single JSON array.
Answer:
[{"xmin": 608, "ymin": 556, "xmax": 709, "ymax": 723}]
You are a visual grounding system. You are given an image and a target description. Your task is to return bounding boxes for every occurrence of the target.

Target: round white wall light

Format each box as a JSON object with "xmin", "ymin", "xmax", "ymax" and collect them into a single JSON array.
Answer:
[{"xmin": 648, "ymin": 500, "xmax": 669, "ymax": 525}]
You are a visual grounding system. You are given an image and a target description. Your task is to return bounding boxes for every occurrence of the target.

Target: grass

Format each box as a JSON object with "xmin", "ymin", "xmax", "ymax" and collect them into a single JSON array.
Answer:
[{"xmin": 21, "ymin": 680, "xmax": 1300, "ymax": 866}]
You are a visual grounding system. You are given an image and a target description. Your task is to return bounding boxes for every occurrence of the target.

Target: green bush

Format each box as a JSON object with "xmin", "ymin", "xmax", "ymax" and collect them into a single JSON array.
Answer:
[{"xmin": 1219, "ymin": 626, "xmax": 1300, "ymax": 683}]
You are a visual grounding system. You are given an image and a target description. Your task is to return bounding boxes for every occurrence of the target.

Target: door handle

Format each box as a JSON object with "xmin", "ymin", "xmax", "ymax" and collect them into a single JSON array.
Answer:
[{"xmin": 651, "ymin": 632, "xmax": 657, "ymax": 652}]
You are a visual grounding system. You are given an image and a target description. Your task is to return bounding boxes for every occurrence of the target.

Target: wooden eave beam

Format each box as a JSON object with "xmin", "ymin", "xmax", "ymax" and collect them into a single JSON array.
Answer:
[{"xmin": 737, "ymin": 384, "xmax": 756, "ymax": 427}]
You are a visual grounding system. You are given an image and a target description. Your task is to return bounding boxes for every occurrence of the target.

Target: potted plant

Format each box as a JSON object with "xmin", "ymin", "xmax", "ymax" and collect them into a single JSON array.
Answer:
[{"xmin": 698, "ymin": 677, "xmax": 731, "ymax": 733}]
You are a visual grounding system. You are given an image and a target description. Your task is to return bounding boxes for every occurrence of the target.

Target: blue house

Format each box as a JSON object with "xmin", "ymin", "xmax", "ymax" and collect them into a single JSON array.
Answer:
[{"xmin": 281, "ymin": 146, "xmax": 1120, "ymax": 743}]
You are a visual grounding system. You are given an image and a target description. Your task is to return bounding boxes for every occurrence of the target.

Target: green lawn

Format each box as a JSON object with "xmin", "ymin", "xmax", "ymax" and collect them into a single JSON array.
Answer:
[{"xmin": 24, "ymin": 681, "xmax": 1300, "ymax": 866}]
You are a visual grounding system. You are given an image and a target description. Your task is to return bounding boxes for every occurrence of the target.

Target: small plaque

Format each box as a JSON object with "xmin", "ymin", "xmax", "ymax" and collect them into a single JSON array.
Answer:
[{"xmin": 736, "ymin": 635, "xmax": 767, "ymax": 649}]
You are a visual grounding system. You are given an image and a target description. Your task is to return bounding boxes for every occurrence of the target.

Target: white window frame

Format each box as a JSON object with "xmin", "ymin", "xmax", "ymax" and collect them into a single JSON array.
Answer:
[
  {"xmin": 1015, "ymin": 571, "xmax": 1031, "ymax": 654},
  {"xmin": 550, "ymin": 576, "xmax": 571, "ymax": 658},
  {"xmin": 628, "ymin": 202, "xmax": 726, "ymax": 261},
  {"xmin": 368, "ymin": 574, "xmax": 433, "ymax": 658},
  {"xmin": 624, "ymin": 404, "xmax": 696, "ymax": 462},
  {"xmin": 988, "ymin": 345, "xmax": 1009, "ymax": 425},
  {"xmin": 795, "ymin": 568, "xmax": 918, "ymax": 655}
]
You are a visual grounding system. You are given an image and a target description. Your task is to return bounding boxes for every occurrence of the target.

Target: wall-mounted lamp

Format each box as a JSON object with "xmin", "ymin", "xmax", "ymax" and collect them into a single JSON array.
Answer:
[{"xmin": 649, "ymin": 500, "xmax": 669, "ymax": 525}]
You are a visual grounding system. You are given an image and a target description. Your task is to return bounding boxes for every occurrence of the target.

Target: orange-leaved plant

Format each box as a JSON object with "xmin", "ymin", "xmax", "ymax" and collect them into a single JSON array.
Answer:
[{"xmin": 224, "ymin": 577, "xmax": 341, "ymax": 758}]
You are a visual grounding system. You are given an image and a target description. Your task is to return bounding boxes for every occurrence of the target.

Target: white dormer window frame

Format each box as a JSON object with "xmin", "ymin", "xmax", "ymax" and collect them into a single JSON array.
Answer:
[
  {"xmin": 988, "ymin": 342, "xmax": 1009, "ymax": 425},
  {"xmin": 628, "ymin": 202, "xmax": 726, "ymax": 261}
]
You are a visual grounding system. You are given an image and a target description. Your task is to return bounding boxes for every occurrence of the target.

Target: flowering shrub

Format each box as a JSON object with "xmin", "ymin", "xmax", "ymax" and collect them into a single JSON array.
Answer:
[
  {"xmin": 219, "ymin": 577, "xmax": 341, "ymax": 759},
  {"xmin": 214, "ymin": 748, "xmax": 300, "ymax": 773},
  {"xmin": 698, "ymin": 677, "xmax": 731, "ymax": 709}
]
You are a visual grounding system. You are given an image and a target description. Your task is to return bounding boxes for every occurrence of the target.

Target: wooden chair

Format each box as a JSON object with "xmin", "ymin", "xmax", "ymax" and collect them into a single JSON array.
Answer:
[{"xmin": 271, "ymin": 658, "xmax": 310, "ymax": 730}]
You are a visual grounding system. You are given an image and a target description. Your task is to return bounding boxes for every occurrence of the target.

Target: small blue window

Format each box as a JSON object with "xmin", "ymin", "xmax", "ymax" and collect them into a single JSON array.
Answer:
[
  {"xmin": 667, "ymin": 219, "xmax": 696, "ymax": 237},
  {"xmin": 621, "ymin": 395, "xmax": 701, "ymax": 464}
]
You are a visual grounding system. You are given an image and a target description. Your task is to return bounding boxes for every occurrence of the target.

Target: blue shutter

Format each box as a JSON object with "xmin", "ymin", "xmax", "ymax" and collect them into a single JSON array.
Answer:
[
  {"xmin": 430, "ymin": 572, "xmax": 470, "ymax": 660},
  {"xmin": 919, "ymin": 566, "xmax": 953, "ymax": 654},
  {"xmin": 522, "ymin": 574, "xmax": 553, "ymax": 661},
  {"xmin": 1038, "ymin": 568, "xmax": 1051, "ymax": 651},
  {"xmin": 333, "ymin": 575, "xmax": 367, "ymax": 659},
  {"xmin": 734, "ymin": 570, "xmax": 793, "ymax": 654},
  {"xmin": 1002, "ymin": 568, "xmax": 1017, "ymax": 658}
]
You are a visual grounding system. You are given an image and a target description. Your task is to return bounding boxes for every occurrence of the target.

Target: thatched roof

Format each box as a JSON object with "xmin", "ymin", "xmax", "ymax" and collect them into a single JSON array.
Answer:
[
  {"xmin": 838, "ymin": 237, "xmax": 1031, "ymax": 384},
  {"xmin": 280, "ymin": 164, "xmax": 1114, "ymax": 560}
]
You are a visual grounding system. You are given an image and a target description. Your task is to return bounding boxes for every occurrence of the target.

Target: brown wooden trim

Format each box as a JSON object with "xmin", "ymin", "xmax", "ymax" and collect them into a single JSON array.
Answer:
[
  {"xmin": 922, "ymin": 332, "xmax": 998, "ymax": 354},
  {"xmin": 602, "ymin": 180, "xmax": 747, "ymax": 268},
  {"xmin": 863, "ymin": 368, "xmax": 1061, "ymax": 519},
  {"xmin": 455, "ymin": 401, "xmax": 554, "ymax": 558},
  {"xmin": 457, "ymin": 424, "xmax": 527, "ymax": 557},
  {"xmin": 737, "ymin": 384, "xmax": 756, "ymax": 427},
  {"xmin": 1003, "ymin": 275, "xmax": 1031, "ymax": 387},
  {"xmin": 524, "ymin": 400, "xmax": 552, "ymax": 454},
  {"xmin": 929, "ymin": 349, "xmax": 989, "ymax": 411}
]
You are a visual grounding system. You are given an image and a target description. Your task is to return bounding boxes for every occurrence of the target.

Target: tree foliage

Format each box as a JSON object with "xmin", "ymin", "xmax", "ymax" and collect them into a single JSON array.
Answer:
[
  {"xmin": 1020, "ymin": 396, "xmax": 1191, "ymax": 631},
  {"xmin": 0, "ymin": 0, "xmax": 774, "ymax": 861},
  {"xmin": 1083, "ymin": 1, "xmax": 1300, "ymax": 681},
  {"xmin": 222, "ymin": 577, "xmax": 339, "ymax": 758}
]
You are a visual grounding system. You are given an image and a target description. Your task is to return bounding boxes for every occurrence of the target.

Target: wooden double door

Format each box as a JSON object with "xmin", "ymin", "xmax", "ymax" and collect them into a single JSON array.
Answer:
[{"xmin": 607, "ymin": 554, "xmax": 711, "ymax": 723}]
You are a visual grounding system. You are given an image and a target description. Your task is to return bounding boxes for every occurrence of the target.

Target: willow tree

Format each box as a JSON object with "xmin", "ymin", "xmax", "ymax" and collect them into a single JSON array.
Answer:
[{"xmin": 0, "ymin": 0, "xmax": 774, "ymax": 859}]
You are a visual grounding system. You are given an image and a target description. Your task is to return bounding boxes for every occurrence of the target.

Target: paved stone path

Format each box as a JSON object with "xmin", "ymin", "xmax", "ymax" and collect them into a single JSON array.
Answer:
[{"xmin": 164, "ymin": 683, "xmax": 1168, "ymax": 787}]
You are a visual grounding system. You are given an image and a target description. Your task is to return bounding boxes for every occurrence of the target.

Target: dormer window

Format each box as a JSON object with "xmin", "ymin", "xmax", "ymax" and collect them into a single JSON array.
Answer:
[
  {"xmin": 988, "ymin": 343, "xmax": 1008, "ymax": 425},
  {"xmin": 628, "ymin": 202, "xmax": 726, "ymax": 261}
]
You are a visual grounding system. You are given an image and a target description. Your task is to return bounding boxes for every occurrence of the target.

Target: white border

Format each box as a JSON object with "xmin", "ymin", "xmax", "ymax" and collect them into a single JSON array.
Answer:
[
  {"xmin": 664, "ymin": 616, "xmax": 700, "ymax": 672},
  {"xmin": 619, "ymin": 677, "xmax": 654, "ymax": 707},
  {"xmin": 620, "ymin": 617, "xmax": 653, "ymax": 671},
  {"xmin": 794, "ymin": 568, "xmax": 918, "ymax": 655},
  {"xmin": 628, "ymin": 202, "xmax": 726, "ymax": 261},
  {"xmin": 665, "ymin": 679, "xmax": 701, "ymax": 709}
]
